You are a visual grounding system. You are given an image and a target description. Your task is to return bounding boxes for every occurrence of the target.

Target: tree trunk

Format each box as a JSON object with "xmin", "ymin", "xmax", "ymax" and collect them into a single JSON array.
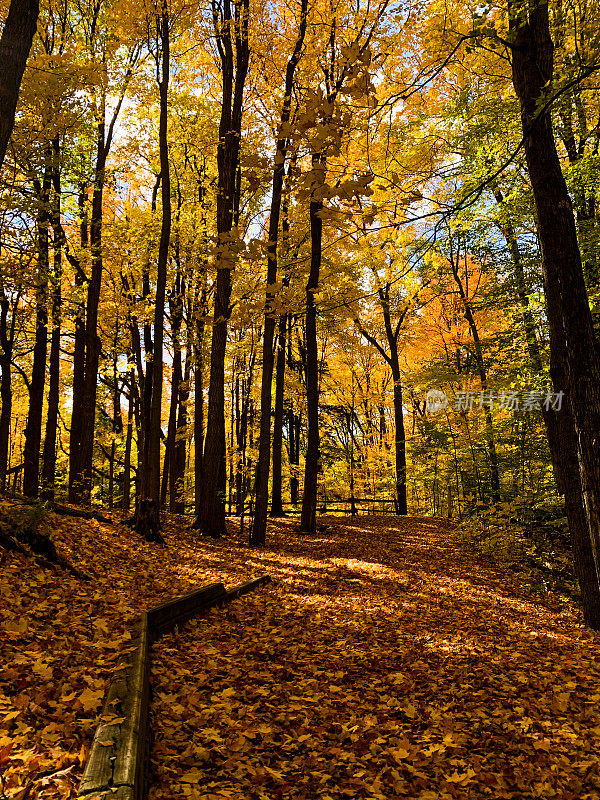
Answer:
[
  {"xmin": 41, "ymin": 137, "xmax": 62, "ymax": 500},
  {"xmin": 23, "ymin": 163, "xmax": 50, "ymax": 498},
  {"xmin": 390, "ymin": 362, "xmax": 407, "ymax": 515},
  {"xmin": 509, "ymin": 0, "xmax": 600, "ymax": 614},
  {"xmin": 70, "ymin": 119, "xmax": 108, "ymax": 505},
  {"xmin": 68, "ymin": 186, "xmax": 88, "ymax": 501},
  {"xmin": 172, "ymin": 343, "xmax": 189, "ymax": 513},
  {"xmin": 194, "ymin": 308, "xmax": 205, "ymax": 517},
  {"xmin": 195, "ymin": 0, "xmax": 249, "ymax": 537},
  {"xmin": 300, "ymin": 153, "xmax": 325, "ymax": 533},
  {"xmin": 122, "ymin": 367, "xmax": 134, "ymax": 510},
  {"xmin": 251, "ymin": 0, "xmax": 307, "ymax": 545},
  {"xmin": 379, "ymin": 291, "xmax": 408, "ymax": 515},
  {"xmin": 70, "ymin": 119, "xmax": 107, "ymax": 503},
  {"xmin": 448, "ymin": 239, "xmax": 500, "ymax": 501},
  {"xmin": 270, "ymin": 313, "xmax": 287, "ymax": 516},
  {"xmin": 496, "ymin": 188, "xmax": 600, "ymax": 627},
  {"xmin": 289, "ymin": 407, "xmax": 301, "ymax": 505},
  {"xmin": 0, "ymin": 286, "xmax": 17, "ymax": 492},
  {"xmin": 135, "ymin": 8, "xmax": 170, "ymax": 543},
  {"xmin": 0, "ymin": 0, "xmax": 39, "ymax": 171},
  {"xmin": 161, "ymin": 306, "xmax": 181, "ymax": 509},
  {"xmin": 69, "ymin": 50, "xmax": 134, "ymax": 503}
]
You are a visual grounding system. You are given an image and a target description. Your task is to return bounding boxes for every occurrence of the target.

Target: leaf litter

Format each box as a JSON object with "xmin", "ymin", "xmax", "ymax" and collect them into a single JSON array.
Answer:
[
  {"xmin": 149, "ymin": 516, "xmax": 600, "ymax": 800},
  {"xmin": 1, "ymin": 501, "xmax": 600, "ymax": 799}
]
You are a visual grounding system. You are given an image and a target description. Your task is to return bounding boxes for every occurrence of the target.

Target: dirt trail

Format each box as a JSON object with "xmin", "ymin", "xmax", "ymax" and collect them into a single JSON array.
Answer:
[{"xmin": 149, "ymin": 516, "xmax": 600, "ymax": 800}]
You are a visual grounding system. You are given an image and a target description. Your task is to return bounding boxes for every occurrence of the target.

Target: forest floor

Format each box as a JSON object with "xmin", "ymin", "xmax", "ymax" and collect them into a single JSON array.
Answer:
[{"xmin": 1, "ymin": 502, "xmax": 600, "ymax": 799}]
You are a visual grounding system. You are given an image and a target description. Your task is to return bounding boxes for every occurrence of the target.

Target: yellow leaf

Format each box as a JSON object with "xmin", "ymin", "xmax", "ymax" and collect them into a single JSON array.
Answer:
[
  {"xmin": 79, "ymin": 687, "xmax": 104, "ymax": 713},
  {"xmin": 180, "ymin": 768, "xmax": 204, "ymax": 783}
]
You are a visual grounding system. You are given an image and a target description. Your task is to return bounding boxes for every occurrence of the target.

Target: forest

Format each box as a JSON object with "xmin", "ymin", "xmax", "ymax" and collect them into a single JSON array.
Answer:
[{"xmin": 2, "ymin": 0, "xmax": 600, "ymax": 796}]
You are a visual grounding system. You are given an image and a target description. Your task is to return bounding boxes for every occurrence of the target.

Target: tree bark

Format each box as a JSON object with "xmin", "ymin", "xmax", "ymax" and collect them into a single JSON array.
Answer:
[
  {"xmin": 270, "ymin": 312, "xmax": 287, "ymax": 516},
  {"xmin": 0, "ymin": 0, "xmax": 39, "ymax": 171},
  {"xmin": 69, "ymin": 48, "xmax": 135, "ymax": 504},
  {"xmin": 380, "ymin": 292, "xmax": 407, "ymax": 514},
  {"xmin": 68, "ymin": 185, "xmax": 87, "ymax": 501},
  {"xmin": 135, "ymin": 7, "xmax": 170, "ymax": 542},
  {"xmin": 0, "ymin": 274, "xmax": 20, "ymax": 491},
  {"xmin": 70, "ymin": 118, "xmax": 107, "ymax": 502},
  {"xmin": 509, "ymin": 0, "xmax": 600, "ymax": 622},
  {"xmin": 194, "ymin": 295, "xmax": 206, "ymax": 517},
  {"xmin": 495, "ymin": 188, "xmax": 600, "ymax": 626},
  {"xmin": 41, "ymin": 137, "xmax": 62, "ymax": 500},
  {"xmin": 122, "ymin": 366, "xmax": 134, "ymax": 510},
  {"xmin": 161, "ymin": 282, "xmax": 182, "ymax": 509},
  {"xmin": 300, "ymin": 153, "xmax": 325, "ymax": 533},
  {"xmin": 251, "ymin": 0, "xmax": 307, "ymax": 545},
  {"xmin": 172, "ymin": 339, "xmax": 190, "ymax": 513},
  {"xmin": 23, "ymin": 161, "xmax": 50, "ymax": 498},
  {"xmin": 195, "ymin": 0, "xmax": 249, "ymax": 536}
]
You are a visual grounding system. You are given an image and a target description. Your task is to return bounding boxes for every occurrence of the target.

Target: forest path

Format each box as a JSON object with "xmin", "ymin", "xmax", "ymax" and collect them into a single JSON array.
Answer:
[{"xmin": 149, "ymin": 515, "xmax": 600, "ymax": 800}]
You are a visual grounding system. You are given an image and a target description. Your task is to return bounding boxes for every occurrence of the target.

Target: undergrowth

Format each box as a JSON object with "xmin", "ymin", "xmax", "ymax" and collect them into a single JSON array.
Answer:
[{"xmin": 458, "ymin": 497, "xmax": 577, "ymax": 599}]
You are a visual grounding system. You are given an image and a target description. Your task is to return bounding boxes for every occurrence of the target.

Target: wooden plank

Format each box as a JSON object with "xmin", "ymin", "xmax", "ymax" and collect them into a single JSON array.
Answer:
[
  {"xmin": 79, "ymin": 787, "xmax": 133, "ymax": 800},
  {"xmin": 78, "ymin": 577, "xmax": 271, "ymax": 799},
  {"xmin": 147, "ymin": 581, "xmax": 226, "ymax": 638},
  {"xmin": 223, "ymin": 575, "xmax": 271, "ymax": 603},
  {"xmin": 78, "ymin": 614, "xmax": 149, "ymax": 800}
]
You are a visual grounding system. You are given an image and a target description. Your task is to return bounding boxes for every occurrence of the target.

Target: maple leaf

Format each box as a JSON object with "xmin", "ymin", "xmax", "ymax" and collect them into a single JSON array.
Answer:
[{"xmin": 78, "ymin": 687, "xmax": 104, "ymax": 713}]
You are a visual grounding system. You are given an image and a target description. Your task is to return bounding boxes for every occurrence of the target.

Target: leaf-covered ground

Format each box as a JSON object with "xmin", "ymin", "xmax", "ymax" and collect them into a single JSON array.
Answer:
[
  {"xmin": 149, "ymin": 516, "xmax": 600, "ymax": 800},
  {"xmin": 1, "ymin": 503, "xmax": 600, "ymax": 799},
  {"xmin": 0, "ymin": 500, "xmax": 250, "ymax": 799}
]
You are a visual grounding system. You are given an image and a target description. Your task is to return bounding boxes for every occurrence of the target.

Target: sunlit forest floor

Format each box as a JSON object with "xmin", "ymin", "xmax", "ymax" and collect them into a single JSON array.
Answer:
[{"xmin": 1, "ymin": 502, "xmax": 600, "ymax": 799}]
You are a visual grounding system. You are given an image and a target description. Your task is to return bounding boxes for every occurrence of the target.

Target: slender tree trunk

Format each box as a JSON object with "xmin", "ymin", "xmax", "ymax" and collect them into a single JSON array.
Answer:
[
  {"xmin": 195, "ymin": 0, "xmax": 249, "ymax": 536},
  {"xmin": 0, "ymin": 357, "xmax": 10, "ymax": 492},
  {"xmin": 448, "ymin": 241, "xmax": 500, "ymax": 501},
  {"xmin": 0, "ymin": 286, "xmax": 17, "ymax": 491},
  {"xmin": 133, "ymin": 177, "xmax": 161, "ymax": 475},
  {"xmin": 172, "ymin": 343, "xmax": 190, "ymax": 513},
  {"xmin": 0, "ymin": 0, "xmax": 39, "ymax": 171},
  {"xmin": 509, "ymin": 0, "xmax": 600, "ymax": 614},
  {"xmin": 68, "ymin": 186, "xmax": 87, "ymax": 501},
  {"xmin": 270, "ymin": 313, "xmax": 287, "ymax": 516},
  {"xmin": 70, "ymin": 116, "xmax": 108, "ymax": 503},
  {"xmin": 135, "ymin": 7, "xmax": 170, "ymax": 542},
  {"xmin": 300, "ymin": 153, "xmax": 325, "ymax": 533},
  {"xmin": 194, "ymin": 307, "xmax": 205, "ymax": 517},
  {"xmin": 289, "ymin": 408, "xmax": 301, "ymax": 504},
  {"xmin": 41, "ymin": 137, "xmax": 62, "ymax": 500},
  {"xmin": 356, "ymin": 287, "xmax": 410, "ymax": 514},
  {"xmin": 69, "ymin": 48, "xmax": 135, "ymax": 503},
  {"xmin": 110, "ymin": 344, "xmax": 123, "ymax": 508},
  {"xmin": 389, "ymin": 360, "xmax": 407, "ymax": 515},
  {"xmin": 161, "ymin": 326, "xmax": 181, "ymax": 508},
  {"xmin": 270, "ymin": 171, "xmax": 296, "ymax": 517},
  {"xmin": 378, "ymin": 292, "xmax": 408, "ymax": 515},
  {"xmin": 122, "ymin": 367, "xmax": 134, "ymax": 510},
  {"xmin": 23, "ymin": 163, "xmax": 50, "ymax": 498},
  {"xmin": 251, "ymin": 0, "xmax": 307, "ymax": 545},
  {"xmin": 170, "ymin": 198, "xmax": 189, "ymax": 514}
]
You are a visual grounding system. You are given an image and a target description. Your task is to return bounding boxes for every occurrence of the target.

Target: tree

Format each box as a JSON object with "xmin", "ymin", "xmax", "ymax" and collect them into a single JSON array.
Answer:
[
  {"xmin": 508, "ymin": 0, "xmax": 600, "ymax": 621},
  {"xmin": 134, "ymin": 0, "xmax": 171, "ymax": 543},
  {"xmin": 195, "ymin": 0, "xmax": 250, "ymax": 537},
  {"xmin": 68, "ymin": 9, "xmax": 138, "ymax": 504},
  {"xmin": 355, "ymin": 277, "xmax": 422, "ymax": 516},
  {"xmin": 0, "ymin": 0, "xmax": 39, "ymax": 171},
  {"xmin": 250, "ymin": 0, "xmax": 307, "ymax": 546}
]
